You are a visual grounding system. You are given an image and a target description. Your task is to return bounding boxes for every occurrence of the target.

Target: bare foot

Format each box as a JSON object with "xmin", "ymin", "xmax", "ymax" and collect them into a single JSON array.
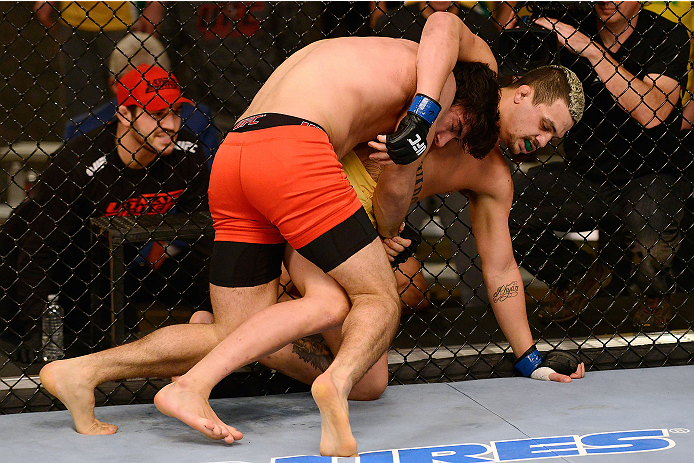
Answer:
[
  {"xmin": 311, "ymin": 373, "xmax": 357, "ymax": 457},
  {"xmin": 154, "ymin": 380, "xmax": 243, "ymax": 444},
  {"xmin": 39, "ymin": 360, "xmax": 118, "ymax": 435}
]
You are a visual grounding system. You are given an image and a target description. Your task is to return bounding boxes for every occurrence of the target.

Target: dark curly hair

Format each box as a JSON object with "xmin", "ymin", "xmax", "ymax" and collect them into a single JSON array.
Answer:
[{"xmin": 452, "ymin": 61, "xmax": 501, "ymax": 159}]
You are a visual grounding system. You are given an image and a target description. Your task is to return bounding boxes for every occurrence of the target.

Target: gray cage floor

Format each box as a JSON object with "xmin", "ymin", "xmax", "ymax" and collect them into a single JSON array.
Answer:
[{"xmin": 2, "ymin": 365, "xmax": 693, "ymax": 463}]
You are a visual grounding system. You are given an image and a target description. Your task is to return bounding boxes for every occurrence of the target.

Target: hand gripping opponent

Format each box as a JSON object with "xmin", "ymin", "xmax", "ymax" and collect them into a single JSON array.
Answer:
[
  {"xmin": 386, "ymin": 94, "xmax": 441, "ymax": 165},
  {"xmin": 514, "ymin": 347, "xmax": 580, "ymax": 381},
  {"xmin": 390, "ymin": 223, "xmax": 422, "ymax": 267}
]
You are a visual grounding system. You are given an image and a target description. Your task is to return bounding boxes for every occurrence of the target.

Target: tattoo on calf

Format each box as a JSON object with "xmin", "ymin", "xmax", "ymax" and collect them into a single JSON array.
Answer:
[
  {"xmin": 292, "ymin": 337, "xmax": 334, "ymax": 372},
  {"xmin": 493, "ymin": 280, "xmax": 520, "ymax": 303}
]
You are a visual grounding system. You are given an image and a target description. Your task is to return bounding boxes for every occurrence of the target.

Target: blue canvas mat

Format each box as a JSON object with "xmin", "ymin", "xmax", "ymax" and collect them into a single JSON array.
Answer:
[{"xmin": 2, "ymin": 365, "xmax": 692, "ymax": 463}]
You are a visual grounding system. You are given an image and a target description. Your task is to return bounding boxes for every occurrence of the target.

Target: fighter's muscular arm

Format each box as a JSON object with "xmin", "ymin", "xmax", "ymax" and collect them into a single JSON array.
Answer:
[
  {"xmin": 468, "ymin": 183, "xmax": 533, "ymax": 358},
  {"xmin": 416, "ymin": 11, "xmax": 498, "ymax": 100},
  {"xmin": 371, "ymin": 12, "xmax": 497, "ymax": 238},
  {"xmin": 470, "ymin": 180, "xmax": 582, "ymax": 383},
  {"xmin": 371, "ymin": 71, "xmax": 455, "ymax": 238},
  {"xmin": 371, "ymin": 152, "xmax": 428, "ymax": 238}
]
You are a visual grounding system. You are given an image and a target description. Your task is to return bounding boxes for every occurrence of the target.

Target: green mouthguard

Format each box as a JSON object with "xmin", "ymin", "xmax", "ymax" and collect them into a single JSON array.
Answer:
[{"xmin": 525, "ymin": 139, "xmax": 532, "ymax": 151}]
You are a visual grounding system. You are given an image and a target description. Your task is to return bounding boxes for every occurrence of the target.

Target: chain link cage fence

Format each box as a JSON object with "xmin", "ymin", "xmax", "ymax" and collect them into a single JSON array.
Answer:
[{"xmin": 1, "ymin": 1, "xmax": 694, "ymax": 414}]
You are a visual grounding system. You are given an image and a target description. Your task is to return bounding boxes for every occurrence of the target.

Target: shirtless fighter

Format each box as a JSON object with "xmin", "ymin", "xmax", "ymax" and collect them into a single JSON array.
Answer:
[
  {"xmin": 40, "ymin": 12, "xmax": 496, "ymax": 457},
  {"xmin": 191, "ymin": 64, "xmax": 587, "ymax": 404}
]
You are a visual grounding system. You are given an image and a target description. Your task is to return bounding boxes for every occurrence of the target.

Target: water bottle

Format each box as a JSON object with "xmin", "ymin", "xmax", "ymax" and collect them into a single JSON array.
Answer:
[{"xmin": 42, "ymin": 294, "xmax": 64, "ymax": 362}]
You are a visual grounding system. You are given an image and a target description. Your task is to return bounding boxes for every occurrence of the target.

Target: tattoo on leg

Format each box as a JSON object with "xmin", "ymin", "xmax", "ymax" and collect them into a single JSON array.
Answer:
[
  {"xmin": 292, "ymin": 337, "xmax": 334, "ymax": 372},
  {"xmin": 493, "ymin": 280, "xmax": 520, "ymax": 303}
]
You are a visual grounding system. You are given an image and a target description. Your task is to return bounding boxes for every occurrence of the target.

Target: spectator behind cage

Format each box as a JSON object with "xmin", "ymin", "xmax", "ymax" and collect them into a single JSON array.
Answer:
[
  {"xmin": 0, "ymin": 65, "xmax": 212, "ymax": 363},
  {"xmin": 63, "ymin": 32, "xmax": 219, "ymax": 166},
  {"xmin": 508, "ymin": 2, "xmax": 691, "ymax": 330},
  {"xmin": 34, "ymin": 1, "xmax": 163, "ymax": 118},
  {"xmin": 158, "ymin": 2, "xmax": 319, "ymax": 133}
]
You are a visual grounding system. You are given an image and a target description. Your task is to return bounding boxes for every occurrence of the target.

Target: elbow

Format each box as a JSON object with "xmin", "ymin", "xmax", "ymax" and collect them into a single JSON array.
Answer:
[
  {"xmin": 640, "ymin": 103, "xmax": 676, "ymax": 129},
  {"xmin": 634, "ymin": 113, "xmax": 667, "ymax": 129},
  {"xmin": 428, "ymin": 11, "xmax": 461, "ymax": 26},
  {"xmin": 643, "ymin": 116, "xmax": 673, "ymax": 130},
  {"xmin": 642, "ymin": 117, "xmax": 664, "ymax": 130},
  {"xmin": 427, "ymin": 11, "xmax": 465, "ymax": 38}
]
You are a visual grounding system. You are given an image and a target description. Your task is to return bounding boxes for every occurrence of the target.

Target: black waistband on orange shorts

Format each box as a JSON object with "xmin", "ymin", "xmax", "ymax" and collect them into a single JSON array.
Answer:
[{"xmin": 232, "ymin": 113, "xmax": 325, "ymax": 133}]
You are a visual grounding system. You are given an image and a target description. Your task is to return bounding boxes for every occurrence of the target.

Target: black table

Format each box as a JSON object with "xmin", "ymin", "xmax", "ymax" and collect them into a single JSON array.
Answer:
[{"xmin": 90, "ymin": 212, "xmax": 214, "ymax": 345}]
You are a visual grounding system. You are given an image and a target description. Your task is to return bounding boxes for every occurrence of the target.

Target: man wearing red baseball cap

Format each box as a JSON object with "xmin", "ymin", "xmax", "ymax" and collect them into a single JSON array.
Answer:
[
  {"xmin": 115, "ymin": 64, "xmax": 193, "ymax": 167},
  {"xmin": 0, "ymin": 64, "xmax": 212, "ymax": 364},
  {"xmin": 117, "ymin": 64, "xmax": 192, "ymax": 110}
]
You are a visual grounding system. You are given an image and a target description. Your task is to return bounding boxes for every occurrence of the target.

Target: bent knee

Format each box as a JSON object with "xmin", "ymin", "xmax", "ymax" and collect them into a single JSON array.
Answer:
[
  {"xmin": 189, "ymin": 310, "xmax": 215, "ymax": 324},
  {"xmin": 399, "ymin": 277, "xmax": 429, "ymax": 310},
  {"xmin": 348, "ymin": 377, "xmax": 387, "ymax": 401},
  {"xmin": 306, "ymin": 288, "xmax": 351, "ymax": 329}
]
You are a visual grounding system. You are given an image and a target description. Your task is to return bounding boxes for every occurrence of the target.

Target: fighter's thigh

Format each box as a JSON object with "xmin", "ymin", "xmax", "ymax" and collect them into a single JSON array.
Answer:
[
  {"xmin": 284, "ymin": 247, "xmax": 351, "ymax": 326},
  {"xmin": 328, "ymin": 237, "xmax": 398, "ymax": 301},
  {"xmin": 210, "ymin": 280, "xmax": 280, "ymax": 335},
  {"xmin": 285, "ymin": 247, "xmax": 346, "ymax": 298}
]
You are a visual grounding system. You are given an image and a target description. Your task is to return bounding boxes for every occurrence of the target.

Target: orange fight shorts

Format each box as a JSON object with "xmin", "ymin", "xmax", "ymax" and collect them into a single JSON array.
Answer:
[{"xmin": 208, "ymin": 113, "xmax": 377, "ymax": 287}]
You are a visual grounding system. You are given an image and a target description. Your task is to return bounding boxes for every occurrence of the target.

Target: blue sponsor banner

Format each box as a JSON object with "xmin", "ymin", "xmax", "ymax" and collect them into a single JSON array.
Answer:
[
  {"xmin": 495, "ymin": 435, "xmax": 581, "ymax": 460},
  {"xmin": 272, "ymin": 429, "xmax": 680, "ymax": 463},
  {"xmin": 399, "ymin": 444, "xmax": 491, "ymax": 463}
]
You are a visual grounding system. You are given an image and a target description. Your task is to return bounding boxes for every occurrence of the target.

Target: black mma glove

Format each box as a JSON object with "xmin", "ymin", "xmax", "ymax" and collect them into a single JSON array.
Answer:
[
  {"xmin": 385, "ymin": 94, "xmax": 441, "ymax": 165},
  {"xmin": 540, "ymin": 350, "xmax": 580, "ymax": 376},
  {"xmin": 514, "ymin": 347, "xmax": 580, "ymax": 381},
  {"xmin": 390, "ymin": 223, "xmax": 422, "ymax": 267}
]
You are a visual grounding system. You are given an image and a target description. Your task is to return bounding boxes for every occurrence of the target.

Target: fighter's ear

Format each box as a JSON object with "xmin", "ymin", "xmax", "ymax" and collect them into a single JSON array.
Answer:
[{"xmin": 514, "ymin": 84, "xmax": 532, "ymax": 104}]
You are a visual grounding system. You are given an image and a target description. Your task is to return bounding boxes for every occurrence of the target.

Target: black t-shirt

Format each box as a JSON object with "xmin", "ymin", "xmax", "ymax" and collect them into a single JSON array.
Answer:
[
  {"xmin": 2, "ymin": 122, "xmax": 210, "ymax": 311},
  {"xmin": 562, "ymin": 9, "xmax": 690, "ymax": 184}
]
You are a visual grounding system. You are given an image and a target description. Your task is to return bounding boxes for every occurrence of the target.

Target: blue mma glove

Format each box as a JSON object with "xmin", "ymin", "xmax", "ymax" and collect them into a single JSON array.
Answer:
[
  {"xmin": 385, "ymin": 94, "xmax": 441, "ymax": 165},
  {"xmin": 514, "ymin": 346, "xmax": 543, "ymax": 377},
  {"xmin": 514, "ymin": 347, "xmax": 580, "ymax": 380}
]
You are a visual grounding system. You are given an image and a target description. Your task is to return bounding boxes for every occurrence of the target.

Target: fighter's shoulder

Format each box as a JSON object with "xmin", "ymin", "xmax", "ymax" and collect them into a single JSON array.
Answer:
[
  {"xmin": 283, "ymin": 37, "xmax": 414, "ymax": 77},
  {"xmin": 423, "ymin": 144, "xmax": 509, "ymax": 192},
  {"xmin": 330, "ymin": 35, "xmax": 418, "ymax": 56},
  {"xmin": 379, "ymin": 36, "xmax": 419, "ymax": 56},
  {"xmin": 473, "ymin": 147, "xmax": 513, "ymax": 197}
]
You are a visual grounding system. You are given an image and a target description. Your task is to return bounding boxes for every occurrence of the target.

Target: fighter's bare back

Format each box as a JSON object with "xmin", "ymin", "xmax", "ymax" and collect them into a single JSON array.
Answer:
[{"xmin": 241, "ymin": 37, "xmax": 423, "ymax": 159}]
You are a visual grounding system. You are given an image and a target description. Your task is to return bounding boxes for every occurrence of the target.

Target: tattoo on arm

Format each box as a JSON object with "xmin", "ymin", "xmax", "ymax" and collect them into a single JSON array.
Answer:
[
  {"xmin": 493, "ymin": 280, "xmax": 520, "ymax": 303},
  {"xmin": 411, "ymin": 164, "xmax": 423, "ymax": 203},
  {"xmin": 292, "ymin": 336, "xmax": 334, "ymax": 372}
]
